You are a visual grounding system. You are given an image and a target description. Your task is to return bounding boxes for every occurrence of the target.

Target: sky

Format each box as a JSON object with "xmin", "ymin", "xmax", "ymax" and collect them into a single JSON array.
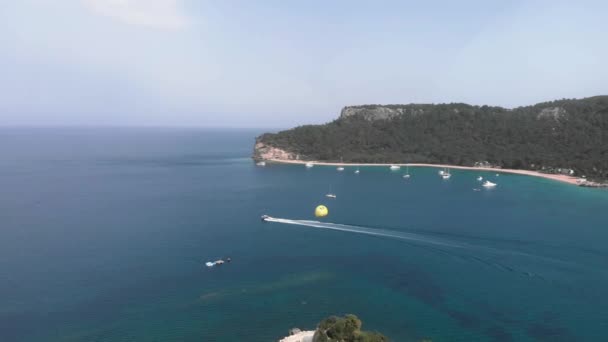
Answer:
[{"xmin": 1, "ymin": 0, "xmax": 607, "ymax": 127}]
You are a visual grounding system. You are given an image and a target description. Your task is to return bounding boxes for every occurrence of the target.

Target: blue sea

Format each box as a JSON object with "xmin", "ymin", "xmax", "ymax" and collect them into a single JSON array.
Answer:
[{"xmin": 1, "ymin": 128, "xmax": 608, "ymax": 341}]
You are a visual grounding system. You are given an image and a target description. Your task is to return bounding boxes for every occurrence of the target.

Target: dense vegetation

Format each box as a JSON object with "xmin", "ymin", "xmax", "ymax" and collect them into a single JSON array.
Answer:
[
  {"xmin": 256, "ymin": 96, "xmax": 608, "ymax": 180},
  {"xmin": 312, "ymin": 314, "xmax": 388, "ymax": 342}
]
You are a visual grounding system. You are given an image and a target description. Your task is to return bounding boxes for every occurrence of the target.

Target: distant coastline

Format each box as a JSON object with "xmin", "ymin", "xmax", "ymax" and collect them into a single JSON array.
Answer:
[{"xmin": 265, "ymin": 158, "xmax": 584, "ymax": 186}]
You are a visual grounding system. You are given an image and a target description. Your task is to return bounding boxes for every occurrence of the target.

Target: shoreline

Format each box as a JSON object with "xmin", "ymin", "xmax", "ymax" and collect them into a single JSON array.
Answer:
[{"xmin": 266, "ymin": 159, "xmax": 584, "ymax": 186}]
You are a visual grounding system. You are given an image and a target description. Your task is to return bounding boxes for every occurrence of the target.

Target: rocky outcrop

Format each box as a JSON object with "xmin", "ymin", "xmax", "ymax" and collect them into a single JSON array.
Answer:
[
  {"xmin": 537, "ymin": 107, "xmax": 568, "ymax": 121},
  {"xmin": 339, "ymin": 105, "xmax": 425, "ymax": 121},
  {"xmin": 253, "ymin": 141, "xmax": 297, "ymax": 161}
]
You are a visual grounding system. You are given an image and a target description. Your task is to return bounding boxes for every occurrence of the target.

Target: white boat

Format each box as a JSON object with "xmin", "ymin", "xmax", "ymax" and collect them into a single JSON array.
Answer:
[
  {"xmin": 354, "ymin": 169, "xmax": 360, "ymax": 174},
  {"xmin": 403, "ymin": 165, "xmax": 411, "ymax": 178},
  {"xmin": 337, "ymin": 167, "xmax": 345, "ymax": 171},
  {"xmin": 325, "ymin": 193, "xmax": 337, "ymax": 199},
  {"xmin": 305, "ymin": 162, "xmax": 314, "ymax": 168},
  {"xmin": 205, "ymin": 261, "xmax": 215, "ymax": 267},
  {"xmin": 256, "ymin": 161, "xmax": 266, "ymax": 166},
  {"xmin": 438, "ymin": 170, "xmax": 445, "ymax": 175},
  {"xmin": 477, "ymin": 176, "xmax": 483, "ymax": 181},
  {"xmin": 441, "ymin": 167, "xmax": 451, "ymax": 179},
  {"xmin": 390, "ymin": 165, "xmax": 400, "ymax": 170},
  {"xmin": 482, "ymin": 180, "xmax": 497, "ymax": 188}
]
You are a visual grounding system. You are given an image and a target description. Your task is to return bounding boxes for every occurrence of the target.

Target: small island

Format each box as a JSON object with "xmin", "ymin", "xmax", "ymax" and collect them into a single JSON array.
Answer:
[{"xmin": 254, "ymin": 96, "xmax": 608, "ymax": 186}]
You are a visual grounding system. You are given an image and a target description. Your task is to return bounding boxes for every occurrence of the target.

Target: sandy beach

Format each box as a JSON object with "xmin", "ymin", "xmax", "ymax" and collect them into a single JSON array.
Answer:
[
  {"xmin": 266, "ymin": 159, "xmax": 583, "ymax": 185},
  {"xmin": 278, "ymin": 330, "xmax": 314, "ymax": 342}
]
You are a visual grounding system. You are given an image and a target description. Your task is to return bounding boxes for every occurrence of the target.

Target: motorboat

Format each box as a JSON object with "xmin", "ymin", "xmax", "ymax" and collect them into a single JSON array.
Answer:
[
  {"xmin": 256, "ymin": 161, "xmax": 266, "ymax": 166},
  {"xmin": 354, "ymin": 168, "xmax": 360, "ymax": 174},
  {"xmin": 325, "ymin": 194, "xmax": 337, "ymax": 199},
  {"xmin": 337, "ymin": 167, "xmax": 345, "ymax": 171},
  {"xmin": 441, "ymin": 167, "xmax": 451, "ymax": 179},
  {"xmin": 403, "ymin": 165, "xmax": 411, "ymax": 178},
  {"xmin": 477, "ymin": 176, "xmax": 483, "ymax": 181},
  {"xmin": 305, "ymin": 162, "xmax": 314, "ymax": 168},
  {"xmin": 261, "ymin": 215, "xmax": 272, "ymax": 222},
  {"xmin": 205, "ymin": 257, "xmax": 231, "ymax": 267},
  {"xmin": 482, "ymin": 180, "xmax": 497, "ymax": 188},
  {"xmin": 390, "ymin": 165, "xmax": 400, "ymax": 170}
]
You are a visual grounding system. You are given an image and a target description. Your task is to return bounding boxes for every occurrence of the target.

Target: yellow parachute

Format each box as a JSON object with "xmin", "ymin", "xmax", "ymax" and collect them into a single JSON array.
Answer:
[{"xmin": 315, "ymin": 205, "xmax": 328, "ymax": 217}]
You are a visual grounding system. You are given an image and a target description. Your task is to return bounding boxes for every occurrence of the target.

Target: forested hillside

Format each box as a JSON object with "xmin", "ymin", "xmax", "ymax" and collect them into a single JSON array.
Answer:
[{"xmin": 255, "ymin": 96, "xmax": 608, "ymax": 179}]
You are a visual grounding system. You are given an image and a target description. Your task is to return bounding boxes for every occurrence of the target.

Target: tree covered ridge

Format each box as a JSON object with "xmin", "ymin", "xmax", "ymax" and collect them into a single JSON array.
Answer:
[{"xmin": 256, "ymin": 96, "xmax": 608, "ymax": 180}]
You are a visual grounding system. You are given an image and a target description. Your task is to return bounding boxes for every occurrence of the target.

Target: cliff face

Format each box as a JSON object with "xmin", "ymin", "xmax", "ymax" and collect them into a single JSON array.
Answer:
[
  {"xmin": 339, "ymin": 105, "xmax": 425, "ymax": 121},
  {"xmin": 253, "ymin": 141, "xmax": 297, "ymax": 161}
]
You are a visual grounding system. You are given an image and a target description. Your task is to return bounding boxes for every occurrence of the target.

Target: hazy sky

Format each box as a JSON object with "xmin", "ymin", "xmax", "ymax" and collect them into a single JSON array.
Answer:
[{"xmin": 1, "ymin": 0, "xmax": 607, "ymax": 127}]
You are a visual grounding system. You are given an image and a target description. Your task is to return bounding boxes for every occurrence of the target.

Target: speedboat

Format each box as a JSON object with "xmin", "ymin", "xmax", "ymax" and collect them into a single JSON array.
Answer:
[
  {"xmin": 337, "ymin": 167, "xmax": 344, "ymax": 171},
  {"xmin": 441, "ymin": 173, "xmax": 451, "ymax": 179},
  {"xmin": 390, "ymin": 165, "xmax": 400, "ymax": 170},
  {"xmin": 261, "ymin": 215, "xmax": 271, "ymax": 222},
  {"xmin": 354, "ymin": 169, "xmax": 360, "ymax": 174},
  {"xmin": 205, "ymin": 261, "xmax": 215, "ymax": 267},
  {"xmin": 403, "ymin": 174, "xmax": 410, "ymax": 179},
  {"xmin": 482, "ymin": 180, "xmax": 497, "ymax": 188},
  {"xmin": 477, "ymin": 176, "xmax": 483, "ymax": 181},
  {"xmin": 256, "ymin": 161, "xmax": 266, "ymax": 166},
  {"xmin": 305, "ymin": 162, "xmax": 314, "ymax": 168},
  {"xmin": 325, "ymin": 193, "xmax": 337, "ymax": 199}
]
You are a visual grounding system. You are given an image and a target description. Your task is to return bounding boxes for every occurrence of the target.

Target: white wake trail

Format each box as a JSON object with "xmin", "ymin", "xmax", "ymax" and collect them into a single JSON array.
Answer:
[{"xmin": 265, "ymin": 217, "xmax": 465, "ymax": 249}]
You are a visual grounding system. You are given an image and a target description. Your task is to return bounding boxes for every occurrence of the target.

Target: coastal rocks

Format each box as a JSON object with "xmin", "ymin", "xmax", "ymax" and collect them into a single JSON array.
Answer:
[
  {"xmin": 278, "ymin": 329, "xmax": 314, "ymax": 342},
  {"xmin": 578, "ymin": 180, "xmax": 608, "ymax": 188},
  {"xmin": 254, "ymin": 142, "xmax": 297, "ymax": 161}
]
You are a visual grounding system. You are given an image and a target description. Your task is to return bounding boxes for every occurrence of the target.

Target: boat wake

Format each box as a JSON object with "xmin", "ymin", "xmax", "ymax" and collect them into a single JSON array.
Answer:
[
  {"xmin": 263, "ymin": 217, "xmax": 583, "ymax": 281},
  {"xmin": 265, "ymin": 217, "xmax": 464, "ymax": 249}
]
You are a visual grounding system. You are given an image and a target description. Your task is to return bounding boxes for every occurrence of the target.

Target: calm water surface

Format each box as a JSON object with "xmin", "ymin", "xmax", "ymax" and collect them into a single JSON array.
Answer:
[{"xmin": 1, "ymin": 128, "xmax": 607, "ymax": 341}]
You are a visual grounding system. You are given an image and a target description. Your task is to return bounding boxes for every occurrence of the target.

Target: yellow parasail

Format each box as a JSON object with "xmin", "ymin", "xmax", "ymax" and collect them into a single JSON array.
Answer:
[{"xmin": 315, "ymin": 205, "xmax": 328, "ymax": 217}]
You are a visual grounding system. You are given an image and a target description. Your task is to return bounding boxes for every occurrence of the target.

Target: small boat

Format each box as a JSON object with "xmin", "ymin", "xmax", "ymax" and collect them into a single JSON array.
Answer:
[
  {"xmin": 495, "ymin": 173, "xmax": 500, "ymax": 177},
  {"xmin": 438, "ymin": 170, "xmax": 445, "ymax": 175},
  {"xmin": 305, "ymin": 162, "xmax": 314, "ymax": 168},
  {"xmin": 354, "ymin": 168, "xmax": 360, "ymax": 174},
  {"xmin": 473, "ymin": 188, "xmax": 481, "ymax": 191},
  {"xmin": 261, "ymin": 215, "xmax": 271, "ymax": 222},
  {"xmin": 441, "ymin": 167, "xmax": 451, "ymax": 179},
  {"xmin": 482, "ymin": 180, "xmax": 497, "ymax": 188},
  {"xmin": 477, "ymin": 176, "xmax": 483, "ymax": 181},
  {"xmin": 256, "ymin": 161, "xmax": 266, "ymax": 166},
  {"xmin": 403, "ymin": 165, "xmax": 411, "ymax": 178},
  {"xmin": 325, "ymin": 193, "xmax": 337, "ymax": 199},
  {"xmin": 205, "ymin": 262, "xmax": 215, "ymax": 267},
  {"xmin": 337, "ymin": 167, "xmax": 345, "ymax": 171},
  {"xmin": 390, "ymin": 165, "xmax": 400, "ymax": 170}
]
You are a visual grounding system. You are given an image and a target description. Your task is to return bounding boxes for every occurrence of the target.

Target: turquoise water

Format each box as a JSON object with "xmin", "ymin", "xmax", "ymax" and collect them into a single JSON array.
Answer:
[{"xmin": 1, "ymin": 128, "xmax": 608, "ymax": 341}]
